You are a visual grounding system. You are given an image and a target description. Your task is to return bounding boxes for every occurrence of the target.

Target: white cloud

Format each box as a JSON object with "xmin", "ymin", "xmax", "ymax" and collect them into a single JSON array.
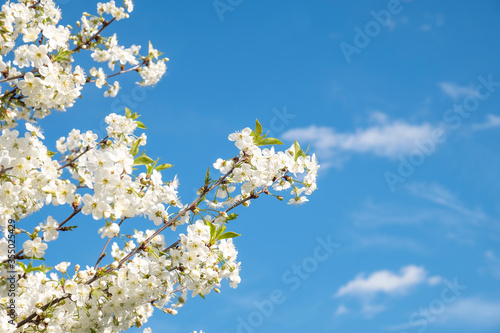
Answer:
[
  {"xmin": 438, "ymin": 81, "xmax": 475, "ymax": 100},
  {"xmin": 438, "ymin": 297, "xmax": 500, "ymax": 328},
  {"xmin": 281, "ymin": 113, "xmax": 434, "ymax": 167},
  {"xmin": 471, "ymin": 114, "xmax": 500, "ymax": 131},
  {"xmin": 335, "ymin": 265, "xmax": 428, "ymax": 297}
]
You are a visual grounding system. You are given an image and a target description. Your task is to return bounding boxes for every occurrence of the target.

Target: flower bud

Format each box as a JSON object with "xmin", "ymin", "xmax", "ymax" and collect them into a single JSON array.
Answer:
[{"xmin": 166, "ymin": 308, "xmax": 178, "ymax": 315}]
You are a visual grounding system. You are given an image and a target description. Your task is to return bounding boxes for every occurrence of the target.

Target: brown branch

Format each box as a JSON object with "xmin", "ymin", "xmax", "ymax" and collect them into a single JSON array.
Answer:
[
  {"xmin": 2, "ymin": 206, "xmax": 82, "ymax": 264},
  {"xmin": 72, "ymin": 17, "xmax": 116, "ymax": 53},
  {"xmin": 28, "ymin": 0, "xmax": 41, "ymax": 9},
  {"xmin": 87, "ymin": 60, "xmax": 147, "ymax": 85},
  {"xmin": 0, "ymin": 166, "xmax": 13, "ymax": 176},
  {"xmin": 57, "ymin": 136, "xmax": 108, "ymax": 170}
]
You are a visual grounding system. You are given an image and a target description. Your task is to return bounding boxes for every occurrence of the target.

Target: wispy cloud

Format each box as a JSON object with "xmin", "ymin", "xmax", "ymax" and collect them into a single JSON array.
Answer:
[
  {"xmin": 405, "ymin": 182, "xmax": 488, "ymax": 221},
  {"xmin": 335, "ymin": 265, "xmax": 433, "ymax": 297},
  {"xmin": 438, "ymin": 81, "xmax": 475, "ymax": 100},
  {"xmin": 334, "ymin": 304, "xmax": 349, "ymax": 316},
  {"xmin": 281, "ymin": 112, "xmax": 434, "ymax": 168},
  {"xmin": 471, "ymin": 114, "xmax": 500, "ymax": 131},
  {"xmin": 437, "ymin": 297, "xmax": 500, "ymax": 328},
  {"xmin": 485, "ymin": 251, "xmax": 500, "ymax": 279},
  {"xmin": 347, "ymin": 233, "xmax": 425, "ymax": 253}
]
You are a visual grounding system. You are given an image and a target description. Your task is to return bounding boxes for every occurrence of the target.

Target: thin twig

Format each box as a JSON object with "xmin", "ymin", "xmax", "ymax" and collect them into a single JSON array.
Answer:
[
  {"xmin": 1, "ymin": 206, "xmax": 83, "ymax": 264},
  {"xmin": 57, "ymin": 136, "xmax": 108, "ymax": 170},
  {"xmin": 72, "ymin": 17, "xmax": 116, "ymax": 53},
  {"xmin": 94, "ymin": 217, "xmax": 127, "ymax": 269}
]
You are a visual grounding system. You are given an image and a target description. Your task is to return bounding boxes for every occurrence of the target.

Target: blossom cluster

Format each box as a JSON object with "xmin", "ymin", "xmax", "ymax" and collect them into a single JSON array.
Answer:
[
  {"xmin": 0, "ymin": 0, "xmax": 168, "ymax": 129},
  {"xmin": 0, "ymin": 125, "xmax": 70, "ymax": 229},
  {"xmin": 0, "ymin": 223, "xmax": 240, "ymax": 332},
  {"xmin": 56, "ymin": 113, "xmax": 181, "ymax": 234},
  {"xmin": 0, "ymin": 113, "xmax": 318, "ymax": 332}
]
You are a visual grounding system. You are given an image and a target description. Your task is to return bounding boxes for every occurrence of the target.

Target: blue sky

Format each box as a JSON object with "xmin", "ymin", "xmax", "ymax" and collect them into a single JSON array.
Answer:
[{"xmin": 29, "ymin": 0, "xmax": 500, "ymax": 332}]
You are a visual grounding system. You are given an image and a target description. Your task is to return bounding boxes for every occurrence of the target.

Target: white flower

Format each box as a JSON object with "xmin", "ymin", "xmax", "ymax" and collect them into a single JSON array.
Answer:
[
  {"xmin": 55, "ymin": 262, "xmax": 70, "ymax": 273},
  {"xmin": 25, "ymin": 123, "xmax": 45, "ymax": 139},
  {"xmin": 23, "ymin": 237, "xmax": 48, "ymax": 258},
  {"xmin": 288, "ymin": 196, "xmax": 309, "ymax": 205},
  {"xmin": 41, "ymin": 216, "xmax": 59, "ymax": 242},
  {"xmin": 228, "ymin": 127, "xmax": 253, "ymax": 150},
  {"xmin": 98, "ymin": 222, "xmax": 120, "ymax": 238}
]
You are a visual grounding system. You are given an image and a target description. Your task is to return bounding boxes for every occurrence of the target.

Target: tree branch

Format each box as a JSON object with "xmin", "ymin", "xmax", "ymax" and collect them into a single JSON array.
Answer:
[
  {"xmin": 72, "ymin": 17, "xmax": 116, "ymax": 53},
  {"xmin": 57, "ymin": 136, "xmax": 108, "ymax": 170}
]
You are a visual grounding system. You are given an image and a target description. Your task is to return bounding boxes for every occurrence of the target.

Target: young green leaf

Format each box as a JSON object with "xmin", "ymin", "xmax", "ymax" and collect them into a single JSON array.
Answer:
[
  {"xmin": 218, "ymin": 231, "xmax": 241, "ymax": 240},
  {"xmin": 155, "ymin": 163, "xmax": 173, "ymax": 171},
  {"xmin": 215, "ymin": 225, "xmax": 227, "ymax": 240},
  {"xmin": 255, "ymin": 119, "xmax": 263, "ymax": 137},
  {"xmin": 136, "ymin": 120, "xmax": 147, "ymax": 129},
  {"xmin": 258, "ymin": 138, "xmax": 283, "ymax": 146},
  {"xmin": 205, "ymin": 167, "xmax": 210, "ymax": 184},
  {"xmin": 130, "ymin": 139, "xmax": 141, "ymax": 156},
  {"xmin": 226, "ymin": 213, "xmax": 238, "ymax": 221},
  {"xmin": 134, "ymin": 155, "xmax": 154, "ymax": 166},
  {"xmin": 54, "ymin": 49, "xmax": 73, "ymax": 62}
]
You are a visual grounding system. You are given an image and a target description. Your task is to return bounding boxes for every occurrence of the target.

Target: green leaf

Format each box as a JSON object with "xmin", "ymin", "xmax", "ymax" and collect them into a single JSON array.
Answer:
[
  {"xmin": 155, "ymin": 163, "xmax": 173, "ymax": 171},
  {"xmin": 18, "ymin": 262, "xmax": 52, "ymax": 274},
  {"xmin": 218, "ymin": 231, "xmax": 241, "ymax": 240},
  {"xmin": 125, "ymin": 108, "xmax": 140, "ymax": 120},
  {"xmin": 30, "ymin": 264, "xmax": 52, "ymax": 274},
  {"xmin": 134, "ymin": 155, "xmax": 154, "ymax": 166},
  {"xmin": 215, "ymin": 225, "xmax": 226, "ymax": 240},
  {"xmin": 136, "ymin": 120, "xmax": 147, "ymax": 129},
  {"xmin": 254, "ymin": 119, "xmax": 263, "ymax": 137},
  {"xmin": 18, "ymin": 261, "xmax": 27, "ymax": 273},
  {"xmin": 226, "ymin": 213, "xmax": 238, "ymax": 221},
  {"xmin": 207, "ymin": 221, "xmax": 216, "ymax": 241},
  {"xmin": 294, "ymin": 140, "xmax": 300, "ymax": 154},
  {"xmin": 205, "ymin": 167, "xmax": 210, "ymax": 184},
  {"xmin": 257, "ymin": 138, "xmax": 283, "ymax": 146},
  {"xmin": 47, "ymin": 150, "xmax": 57, "ymax": 157},
  {"xmin": 54, "ymin": 49, "xmax": 73, "ymax": 62},
  {"xmin": 293, "ymin": 140, "xmax": 306, "ymax": 161},
  {"xmin": 130, "ymin": 139, "xmax": 141, "ymax": 156}
]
